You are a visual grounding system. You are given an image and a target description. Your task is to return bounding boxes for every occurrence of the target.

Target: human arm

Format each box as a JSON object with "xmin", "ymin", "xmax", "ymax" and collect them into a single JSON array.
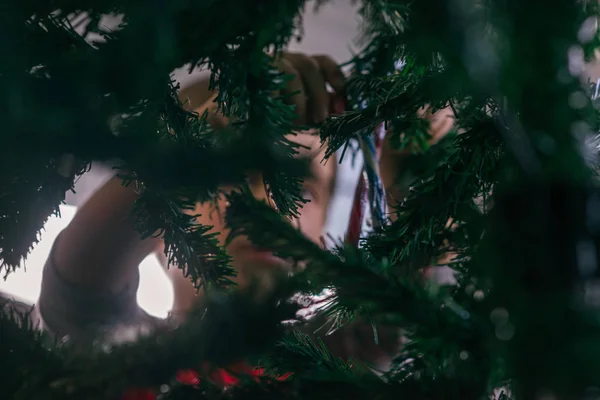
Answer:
[
  {"xmin": 50, "ymin": 177, "xmax": 162, "ymax": 294},
  {"xmin": 34, "ymin": 84, "xmax": 218, "ymax": 339}
]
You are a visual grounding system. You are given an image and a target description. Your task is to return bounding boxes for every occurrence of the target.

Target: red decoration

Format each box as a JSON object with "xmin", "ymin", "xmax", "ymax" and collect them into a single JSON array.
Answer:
[
  {"xmin": 346, "ymin": 173, "xmax": 367, "ymax": 246},
  {"xmin": 337, "ymin": 89, "xmax": 386, "ymax": 246},
  {"xmin": 346, "ymin": 123, "xmax": 386, "ymax": 246},
  {"xmin": 120, "ymin": 364, "xmax": 291, "ymax": 400},
  {"xmin": 176, "ymin": 369, "xmax": 201, "ymax": 386}
]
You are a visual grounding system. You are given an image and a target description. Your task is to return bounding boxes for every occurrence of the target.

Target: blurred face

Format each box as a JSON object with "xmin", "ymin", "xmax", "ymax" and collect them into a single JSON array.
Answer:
[{"xmin": 169, "ymin": 131, "xmax": 336, "ymax": 308}]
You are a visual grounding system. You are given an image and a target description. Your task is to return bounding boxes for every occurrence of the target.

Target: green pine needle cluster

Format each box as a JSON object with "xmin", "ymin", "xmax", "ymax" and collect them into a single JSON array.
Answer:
[{"xmin": 3, "ymin": 0, "xmax": 600, "ymax": 399}]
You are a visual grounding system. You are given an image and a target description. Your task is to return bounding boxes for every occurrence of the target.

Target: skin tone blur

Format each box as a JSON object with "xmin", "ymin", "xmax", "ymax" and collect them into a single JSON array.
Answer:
[
  {"xmin": 163, "ymin": 54, "xmax": 455, "ymax": 371},
  {"xmin": 50, "ymin": 52, "xmax": 454, "ymax": 369},
  {"xmin": 166, "ymin": 54, "xmax": 455, "ymax": 315}
]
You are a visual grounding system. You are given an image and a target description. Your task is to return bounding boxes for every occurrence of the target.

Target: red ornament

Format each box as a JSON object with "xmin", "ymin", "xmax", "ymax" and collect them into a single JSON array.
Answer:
[
  {"xmin": 176, "ymin": 369, "xmax": 201, "ymax": 386},
  {"xmin": 120, "ymin": 363, "xmax": 291, "ymax": 399}
]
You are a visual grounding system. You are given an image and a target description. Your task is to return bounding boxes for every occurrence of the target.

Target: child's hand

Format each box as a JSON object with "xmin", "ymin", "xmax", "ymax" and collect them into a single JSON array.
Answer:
[
  {"xmin": 383, "ymin": 105, "xmax": 456, "ymax": 156},
  {"xmin": 272, "ymin": 52, "xmax": 345, "ymax": 125},
  {"xmin": 194, "ymin": 53, "xmax": 346, "ymax": 128},
  {"xmin": 418, "ymin": 105, "xmax": 455, "ymax": 146},
  {"xmin": 380, "ymin": 105, "xmax": 455, "ymax": 208}
]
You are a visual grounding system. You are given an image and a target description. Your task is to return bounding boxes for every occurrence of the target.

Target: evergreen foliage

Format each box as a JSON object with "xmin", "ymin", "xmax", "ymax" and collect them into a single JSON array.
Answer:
[{"xmin": 2, "ymin": 0, "xmax": 600, "ymax": 399}]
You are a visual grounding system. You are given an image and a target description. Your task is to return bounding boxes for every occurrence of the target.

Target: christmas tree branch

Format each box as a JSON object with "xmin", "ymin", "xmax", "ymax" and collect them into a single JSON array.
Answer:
[
  {"xmin": 13, "ymin": 286, "xmax": 297, "ymax": 399},
  {"xmin": 364, "ymin": 114, "xmax": 504, "ymax": 270},
  {"xmin": 0, "ymin": 300, "xmax": 62, "ymax": 398},
  {"xmin": 0, "ymin": 0, "xmax": 309, "ymax": 282},
  {"xmin": 225, "ymin": 189, "xmax": 485, "ymax": 347}
]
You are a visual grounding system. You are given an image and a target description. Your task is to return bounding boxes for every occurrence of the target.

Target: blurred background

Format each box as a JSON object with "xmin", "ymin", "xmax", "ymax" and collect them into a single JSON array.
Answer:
[{"xmin": 0, "ymin": 0, "xmax": 363, "ymax": 318}]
